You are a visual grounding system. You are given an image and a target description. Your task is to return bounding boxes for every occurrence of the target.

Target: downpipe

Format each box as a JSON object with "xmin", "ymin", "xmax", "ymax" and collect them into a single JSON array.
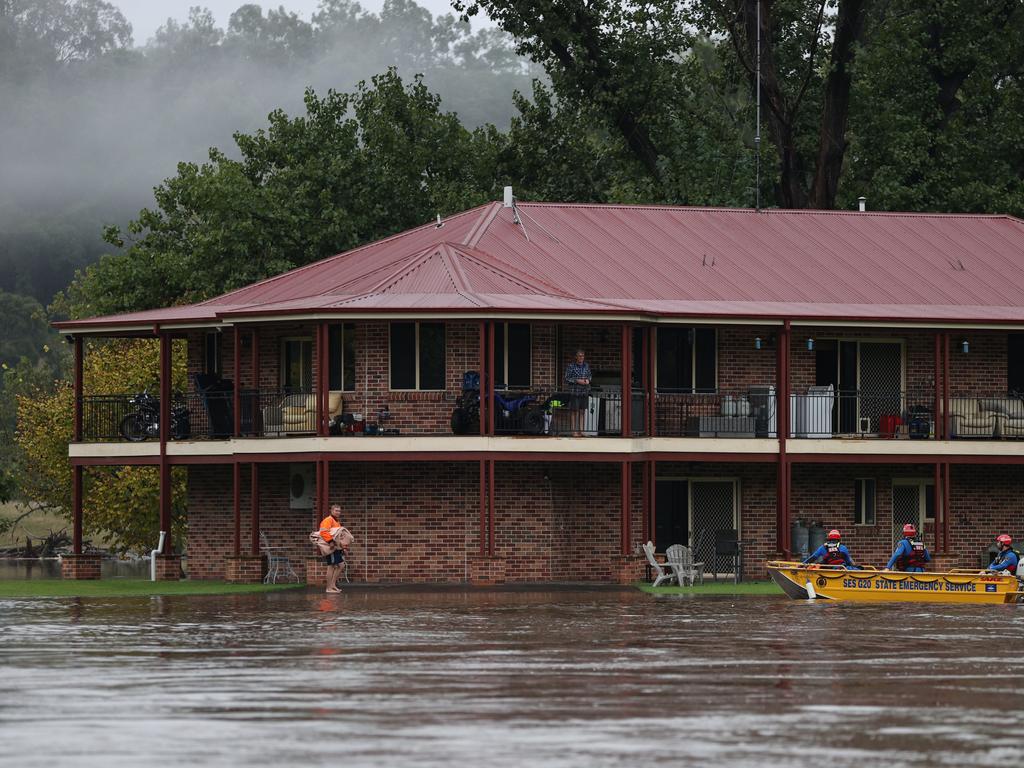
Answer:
[{"xmin": 150, "ymin": 530, "xmax": 167, "ymax": 581}]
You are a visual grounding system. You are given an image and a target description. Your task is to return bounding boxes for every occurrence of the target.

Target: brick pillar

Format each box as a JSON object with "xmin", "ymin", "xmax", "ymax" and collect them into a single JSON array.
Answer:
[
  {"xmin": 225, "ymin": 555, "xmax": 266, "ymax": 584},
  {"xmin": 611, "ymin": 554, "xmax": 645, "ymax": 584},
  {"xmin": 930, "ymin": 553, "xmax": 961, "ymax": 572},
  {"xmin": 468, "ymin": 555, "xmax": 506, "ymax": 585},
  {"xmin": 153, "ymin": 554, "xmax": 183, "ymax": 581},
  {"xmin": 306, "ymin": 556, "xmax": 329, "ymax": 586},
  {"xmin": 61, "ymin": 553, "xmax": 101, "ymax": 580}
]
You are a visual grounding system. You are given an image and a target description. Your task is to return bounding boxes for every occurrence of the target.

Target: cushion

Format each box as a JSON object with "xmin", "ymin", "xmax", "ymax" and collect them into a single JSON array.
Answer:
[
  {"xmin": 978, "ymin": 398, "xmax": 1010, "ymax": 415},
  {"xmin": 950, "ymin": 398, "xmax": 979, "ymax": 417},
  {"xmin": 328, "ymin": 391, "xmax": 343, "ymax": 416}
]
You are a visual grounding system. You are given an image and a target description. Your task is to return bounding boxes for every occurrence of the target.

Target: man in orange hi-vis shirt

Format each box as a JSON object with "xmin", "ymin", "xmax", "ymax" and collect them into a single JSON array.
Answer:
[{"xmin": 320, "ymin": 504, "xmax": 345, "ymax": 593}]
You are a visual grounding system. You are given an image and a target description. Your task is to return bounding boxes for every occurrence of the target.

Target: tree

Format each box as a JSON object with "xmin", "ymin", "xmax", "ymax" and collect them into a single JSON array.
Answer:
[
  {"xmin": 845, "ymin": 0, "xmax": 1024, "ymax": 213},
  {"xmin": 456, "ymin": 0, "xmax": 879, "ymax": 208},
  {"xmin": 14, "ymin": 339, "xmax": 187, "ymax": 554}
]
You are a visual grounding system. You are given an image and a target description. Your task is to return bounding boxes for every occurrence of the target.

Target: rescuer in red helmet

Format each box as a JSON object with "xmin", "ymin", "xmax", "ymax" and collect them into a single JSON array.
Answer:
[
  {"xmin": 802, "ymin": 529, "xmax": 857, "ymax": 569},
  {"xmin": 884, "ymin": 522, "xmax": 931, "ymax": 572},
  {"xmin": 982, "ymin": 533, "xmax": 1019, "ymax": 576}
]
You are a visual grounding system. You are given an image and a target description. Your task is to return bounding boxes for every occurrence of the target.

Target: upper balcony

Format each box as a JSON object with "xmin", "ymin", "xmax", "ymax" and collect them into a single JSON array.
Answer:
[{"xmin": 69, "ymin": 319, "xmax": 1024, "ymax": 458}]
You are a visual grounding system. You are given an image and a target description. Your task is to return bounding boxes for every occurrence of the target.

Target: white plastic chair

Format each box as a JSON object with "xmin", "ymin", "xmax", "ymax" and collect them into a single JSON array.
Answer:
[
  {"xmin": 667, "ymin": 544, "xmax": 705, "ymax": 586},
  {"xmin": 643, "ymin": 541, "xmax": 676, "ymax": 587}
]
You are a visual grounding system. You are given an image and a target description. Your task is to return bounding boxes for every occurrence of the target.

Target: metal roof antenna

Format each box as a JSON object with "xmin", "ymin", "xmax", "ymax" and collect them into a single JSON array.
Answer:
[
  {"xmin": 502, "ymin": 185, "xmax": 530, "ymax": 241},
  {"xmin": 754, "ymin": 0, "xmax": 762, "ymax": 213}
]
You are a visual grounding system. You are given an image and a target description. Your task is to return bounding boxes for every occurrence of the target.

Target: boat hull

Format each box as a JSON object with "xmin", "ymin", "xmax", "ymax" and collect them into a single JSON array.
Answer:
[{"xmin": 767, "ymin": 561, "xmax": 1022, "ymax": 604}]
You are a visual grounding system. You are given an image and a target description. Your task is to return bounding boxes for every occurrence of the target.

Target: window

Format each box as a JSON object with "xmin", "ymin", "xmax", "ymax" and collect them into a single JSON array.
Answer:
[
  {"xmin": 281, "ymin": 337, "xmax": 313, "ymax": 392},
  {"xmin": 328, "ymin": 324, "xmax": 356, "ymax": 392},
  {"xmin": 390, "ymin": 322, "xmax": 446, "ymax": 390},
  {"xmin": 494, "ymin": 322, "xmax": 531, "ymax": 388},
  {"xmin": 854, "ymin": 479, "xmax": 876, "ymax": 525},
  {"xmin": 204, "ymin": 332, "xmax": 221, "ymax": 376},
  {"xmin": 656, "ymin": 327, "xmax": 716, "ymax": 392}
]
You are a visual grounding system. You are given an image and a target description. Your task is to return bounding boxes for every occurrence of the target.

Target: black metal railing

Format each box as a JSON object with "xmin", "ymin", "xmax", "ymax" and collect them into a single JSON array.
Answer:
[
  {"xmin": 655, "ymin": 390, "xmax": 776, "ymax": 438},
  {"xmin": 787, "ymin": 388, "xmax": 935, "ymax": 439},
  {"xmin": 489, "ymin": 388, "xmax": 648, "ymax": 437}
]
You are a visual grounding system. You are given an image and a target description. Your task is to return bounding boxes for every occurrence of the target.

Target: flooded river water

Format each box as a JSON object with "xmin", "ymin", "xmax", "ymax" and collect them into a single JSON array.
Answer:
[{"xmin": 2, "ymin": 587, "xmax": 1022, "ymax": 767}]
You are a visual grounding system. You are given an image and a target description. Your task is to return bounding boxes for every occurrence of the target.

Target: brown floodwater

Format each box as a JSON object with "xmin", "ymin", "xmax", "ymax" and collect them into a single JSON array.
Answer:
[{"xmin": 1, "ymin": 587, "xmax": 1022, "ymax": 767}]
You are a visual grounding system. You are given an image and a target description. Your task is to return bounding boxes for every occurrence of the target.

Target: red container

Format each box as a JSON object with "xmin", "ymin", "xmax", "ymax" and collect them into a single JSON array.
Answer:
[{"xmin": 879, "ymin": 414, "xmax": 902, "ymax": 438}]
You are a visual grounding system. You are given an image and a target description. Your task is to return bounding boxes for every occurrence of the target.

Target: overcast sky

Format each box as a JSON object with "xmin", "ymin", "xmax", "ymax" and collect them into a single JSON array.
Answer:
[{"xmin": 118, "ymin": 0, "xmax": 476, "ymax": 45}]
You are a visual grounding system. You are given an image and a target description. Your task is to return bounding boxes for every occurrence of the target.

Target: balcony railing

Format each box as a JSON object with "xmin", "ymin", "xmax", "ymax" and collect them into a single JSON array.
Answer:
[
  {"xmin": 490, "ymin": 389, "xmax": 647, "ymax": 437},
  {"xmin": 78, "ymin": 389, "xmax": 1024, "ymax": 442}
]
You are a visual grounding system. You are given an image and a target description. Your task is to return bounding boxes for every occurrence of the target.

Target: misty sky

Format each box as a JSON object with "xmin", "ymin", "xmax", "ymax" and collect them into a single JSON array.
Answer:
[{"xmin": 118, "ymin": 0, "xmax": 477, "ymax": 44}]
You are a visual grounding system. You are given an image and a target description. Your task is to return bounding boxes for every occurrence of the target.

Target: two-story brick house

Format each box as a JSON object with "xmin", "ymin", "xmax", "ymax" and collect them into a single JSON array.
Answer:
[{"xmin": 57, "ymin": 200, "xmax": 1024, "ymax": 583}]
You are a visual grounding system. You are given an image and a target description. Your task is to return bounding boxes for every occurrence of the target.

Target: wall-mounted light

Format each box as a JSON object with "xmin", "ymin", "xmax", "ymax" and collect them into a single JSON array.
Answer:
[
  {"xmin": 961, "ymin": 339, "xmax": 969, "ymax": 354},
  {"xmin": 806, "ymin": 338, "xmax": 815, "ymax": 351},
  {"xmin": 755, "ymin": 337, "xmax": 763, "ymax": 350},
  {"xmin": 754, "ymin": 333, "xmax": 776, "ymax": 350}
]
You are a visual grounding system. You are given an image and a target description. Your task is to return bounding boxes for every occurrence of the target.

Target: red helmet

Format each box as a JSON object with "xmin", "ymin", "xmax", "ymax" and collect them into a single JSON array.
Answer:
[
  {"xmin": 996, "ymin": 534, "xmax": 1013, "ymax": 547},
  {"xmin": 827, "ymin": 529, "xmax": 842, "ymax": 541},
  {"xmin": 902, "ymin": 523, "xmax": 917, "ymax": 537}
]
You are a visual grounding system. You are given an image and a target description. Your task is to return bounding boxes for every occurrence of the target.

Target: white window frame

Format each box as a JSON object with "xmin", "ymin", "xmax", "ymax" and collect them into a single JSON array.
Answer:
[
  {"xmin": 854, "ymin": 478, "xmax": 876, "ymax": 526},
  {"xmin": 280, "ymin": 336, "xmax": 314, "ymax": 391},
  {"xmin": 388, "ymin": 321, "xmax": 446, "ymax": 392},
  {"xmin": 653, "ymin": 326, "xmax": 719, "ymax": 391}
]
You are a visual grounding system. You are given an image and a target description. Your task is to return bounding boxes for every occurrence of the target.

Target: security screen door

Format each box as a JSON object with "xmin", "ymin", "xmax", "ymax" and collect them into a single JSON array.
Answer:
[
  {"xmin": 891, "ymin": 480, "xmax": 935, "ymax": 548},
  {"xmin": 689, "ymin": 480, "xmax": 738, "ymax": 567},
  {"xmin": 859, "ymin": 342, "xmax": 903, "ymax": 433}
]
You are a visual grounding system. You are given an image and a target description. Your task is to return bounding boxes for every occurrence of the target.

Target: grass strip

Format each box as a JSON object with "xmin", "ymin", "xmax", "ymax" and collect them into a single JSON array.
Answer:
[
  {"xmin": 637, "ymin": 581, "xmax": 779, "ymax": 596},
  {"xmin": 0, "ymin": 578, "xmax": 306, "ymax": 599}
]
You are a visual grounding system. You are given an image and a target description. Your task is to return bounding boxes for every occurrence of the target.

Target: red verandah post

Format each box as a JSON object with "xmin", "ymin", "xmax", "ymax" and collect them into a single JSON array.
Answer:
[
  {"xmin": 158, "ymin": 331, "xmax": 172, "ymax": 552},
  {"xmin": 478, "ymin": 459, "xmax": 486, "ymax": 556},
  {"xmin": 72, "ymin": 464, "xmax": 83, "ymax": 555},
  {"xmin": 618, "ymin": 325, "xmax": 626, "ymax": 438},
  {"xmin": 488, "ymin": 459, "xmax": 496, "ymax": 556},
  {"xmin": 250, "ymin": 462, "xmax": 260, "ymax": 556},
  {"xmin": 776, "ymin": 321, "xmax": 791, "ymax": 555},
  {"xmin": 72, "ymin": 336, "xmax": 83, "ymax": 442},
  {"xmin": 233, "ymin": 461, "xmax": 241, "ymax": 557},
  {"xmin": 233, "ymin": 325, "xmax": 241, "ymax": 437}
]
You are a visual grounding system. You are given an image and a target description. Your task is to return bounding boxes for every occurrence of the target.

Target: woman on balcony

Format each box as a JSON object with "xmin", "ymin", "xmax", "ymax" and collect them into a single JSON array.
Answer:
[{"xmin": 563, "ymin": 349, "xmax": 592, "ymax": 437}]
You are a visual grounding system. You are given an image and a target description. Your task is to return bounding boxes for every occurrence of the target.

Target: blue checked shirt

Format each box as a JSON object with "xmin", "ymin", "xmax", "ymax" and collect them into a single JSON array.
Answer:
[{"xmin": 564, "ymin": 361, "xmax": 592, "ymax": 395}]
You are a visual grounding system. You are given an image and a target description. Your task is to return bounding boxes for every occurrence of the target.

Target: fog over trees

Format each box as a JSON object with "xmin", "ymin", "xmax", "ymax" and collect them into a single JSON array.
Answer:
[{"xmin": 0, "ymin": 0, "xmax": 534, "ymax": 305}]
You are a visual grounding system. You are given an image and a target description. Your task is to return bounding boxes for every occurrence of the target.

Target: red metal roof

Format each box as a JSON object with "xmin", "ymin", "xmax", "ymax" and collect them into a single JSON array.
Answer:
[{"xmin": 56, "ymin": 202, "xmax": 1024, "ymax": 330}]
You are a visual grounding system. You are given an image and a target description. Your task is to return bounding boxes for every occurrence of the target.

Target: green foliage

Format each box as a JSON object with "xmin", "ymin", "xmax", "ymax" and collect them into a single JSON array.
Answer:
[{"xmin": 14, "ymin": 339, "xmax": 188, "ymax": 554}]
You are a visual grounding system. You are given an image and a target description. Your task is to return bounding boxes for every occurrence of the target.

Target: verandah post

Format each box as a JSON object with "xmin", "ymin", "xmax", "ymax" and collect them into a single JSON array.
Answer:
[
  {"xmin": 250, "ymin": 462, "xmax": 260, "ymax": 556},
  {"xmin": 233, "ymin": 325, "xmax": 241, "ymax": 437},
  {"xmin": 158, "ymin": 331, "xmax": 172, "ymax": 552},
  {"xmin": 776, "ymin": 320, "xmax": 791, "ymax": 555},
  {"xmin": 72, "ymin": 464, "xmax": 83, "ymax": 554},
  {"xmin": 72, "ymin": 336, "xmax": 83, "ymax": 442},
  {"xmin": 233, "ymin": 461, "xmax": 241, "ymax": 557}
]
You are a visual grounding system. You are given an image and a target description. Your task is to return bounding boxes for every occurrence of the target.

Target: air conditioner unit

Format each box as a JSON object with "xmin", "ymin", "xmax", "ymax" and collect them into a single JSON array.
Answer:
[{"xmin": 289, "ymin": 463, "xmax": 315, "ymax": 509}]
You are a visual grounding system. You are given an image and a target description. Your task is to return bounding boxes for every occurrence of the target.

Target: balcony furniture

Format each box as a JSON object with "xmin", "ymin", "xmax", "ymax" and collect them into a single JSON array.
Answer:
[
  {"xmin": 978, "ymin": 397, "xmax": 1024, "ymax": 438},
  {"xmin": 643, "ymin": 541, "xmax": 677, "ymax": 587},
  {"xmin": 950, "ymin": 398, "xmax": 999, "ymax": 438},
  {"xmin": 193, "ymin": 374, "xmax": 234, "ymax": 438},
  {"xmin": 688, "ymin": 415, "xmax": 757, "ymax": 438},
  {"xmin": 262, "ymin": 391, "xmax": 343, "ymax": 436},
  {"xmin": 791, "ymin": 385, "xmax": 834, "ymax": 438},
  {"xmin": 666, "ymin": 543, "xmax": 704, "ymax": 586},
  {"xmin": 712, "ymin": 529, "xmax": 742, "ymax": 583},
  {"xmin": 260, "ymin": 531, "xmax": 300, "ymax": 584}
]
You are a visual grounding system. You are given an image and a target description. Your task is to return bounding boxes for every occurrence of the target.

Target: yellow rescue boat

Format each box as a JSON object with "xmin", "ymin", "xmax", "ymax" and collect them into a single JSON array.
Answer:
[{"xmin": 767, "ymin": 561, "xmax": 1024, "ymax": 604}]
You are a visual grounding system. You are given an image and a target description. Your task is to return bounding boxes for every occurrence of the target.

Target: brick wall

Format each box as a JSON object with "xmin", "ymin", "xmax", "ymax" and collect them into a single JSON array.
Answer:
[{"xmin": 186, "ymin": 459, "xmax": 1024, "ymax": 583}]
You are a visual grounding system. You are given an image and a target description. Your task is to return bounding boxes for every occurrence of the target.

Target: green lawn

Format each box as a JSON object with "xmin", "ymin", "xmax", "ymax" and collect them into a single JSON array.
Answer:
[
  {"xmin": 0, "ymin": 579, "xmax": 306, "ymax": 599},
  {"xmin": 637, "ymin": 580, "xmax": 780, "ymax": 596}
]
